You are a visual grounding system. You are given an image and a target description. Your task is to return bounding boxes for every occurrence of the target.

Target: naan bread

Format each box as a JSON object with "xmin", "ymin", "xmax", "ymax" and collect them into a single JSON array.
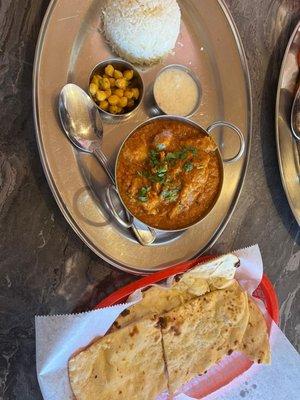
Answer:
[
  {"xmin": 111, "ymin": 285, "xmax": 197, "ymax": 332},
  {"xmin": 68, "ymin": 318, "xmax": 167, "ymax": 400},
  {"xmin": 240, "ymin": 297, "xmax": 270, "ymax": 364},
  {"xmin": 68, "ymin": 253, "xmax": 270, "ymax": 400},
  {"xmin": 112, "ymin": 254, "xmax": 239, "ymax": 331},
  {"xmin": 161, "ymin": 281, "xmax": 249, "ymax": 395}
]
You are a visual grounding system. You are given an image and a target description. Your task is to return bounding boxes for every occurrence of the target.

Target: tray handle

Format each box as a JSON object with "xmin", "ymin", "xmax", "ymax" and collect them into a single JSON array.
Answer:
[{"xmin": 206, "ymin": 121, "xmax": 245, "ymax": 163}]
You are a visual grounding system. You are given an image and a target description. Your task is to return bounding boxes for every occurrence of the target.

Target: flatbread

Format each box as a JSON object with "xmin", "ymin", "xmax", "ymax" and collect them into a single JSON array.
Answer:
[
  {"xmin": 161, "ymin": 281, "xmax": 249, "ymax": 395},
  {"xmin": 68, "ymin": 253, "xmax": 270, "ymax": 399},
  {"xmin": 112, "ymin": 254, "xmax": 239, "ymax": 331},
  {"xmin": 68, "ymin": 317, "xmax": 167, "ymax": 400},
  {"xmin": 111, "ymin": 285, "xmax": 197, "ymax": 332},
  {"xmin": 240, "ymin": 297, "xmax": 270, "ymax": 364}
]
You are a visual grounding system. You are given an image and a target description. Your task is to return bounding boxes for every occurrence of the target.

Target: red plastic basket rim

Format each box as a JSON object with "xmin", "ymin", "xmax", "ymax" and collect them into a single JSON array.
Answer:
[{"xmin": 95, "ymin": 255, "xmax": 279, "ymax": 324}]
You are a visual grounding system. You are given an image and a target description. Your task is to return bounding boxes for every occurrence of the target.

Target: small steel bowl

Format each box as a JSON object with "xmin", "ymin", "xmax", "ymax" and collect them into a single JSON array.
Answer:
[
  {"xmin": 153, "ymin": 64, "xmax": 202, "ymax": 118},
  {"xmin": 88, "ymin": 58, "xmax": 144, "ymax": 121}
]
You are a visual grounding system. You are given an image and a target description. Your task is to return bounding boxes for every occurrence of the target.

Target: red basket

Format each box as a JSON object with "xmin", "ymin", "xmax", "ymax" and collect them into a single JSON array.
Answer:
[
  {"xmin": 96, "ymin": 255, "xmax": 279, "ymax": 324},
  {"xmin": 95, "ymin": 255, "xmax": 279, "ymax": 399}
]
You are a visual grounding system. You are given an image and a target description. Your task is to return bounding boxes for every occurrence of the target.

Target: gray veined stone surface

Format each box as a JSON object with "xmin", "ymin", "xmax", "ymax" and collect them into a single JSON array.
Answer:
[{"xmin": 0, "ymin": 0, "xmax": 299, "ymax": 399}]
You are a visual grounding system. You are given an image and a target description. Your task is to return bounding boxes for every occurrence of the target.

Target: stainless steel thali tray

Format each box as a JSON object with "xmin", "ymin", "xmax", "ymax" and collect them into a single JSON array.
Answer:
[
  {"xmin": 33, "ymin": 0, "xmax": 252, "ymax": 273},
  {"xmin": 276, "ymin": 21, "xmax": 300, "ymax": 226}
]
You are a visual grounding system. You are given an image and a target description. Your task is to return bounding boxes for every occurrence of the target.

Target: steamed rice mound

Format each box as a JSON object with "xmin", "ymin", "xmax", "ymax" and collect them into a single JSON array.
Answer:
[{"xmin": 102, "ymin": 0, "xmax": 181, "ymax": 65}]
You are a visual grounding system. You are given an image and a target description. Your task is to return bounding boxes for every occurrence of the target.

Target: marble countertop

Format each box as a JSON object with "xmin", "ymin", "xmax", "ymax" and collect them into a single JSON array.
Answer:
[{"xmin": 0, "ymin": 0, "xmax": 299, "ymax": 399}]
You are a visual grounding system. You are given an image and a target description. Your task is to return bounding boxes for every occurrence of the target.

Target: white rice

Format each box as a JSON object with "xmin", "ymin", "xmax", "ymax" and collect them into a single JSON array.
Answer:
[{"xmin": 102, "ymin": 0, "xmax": 181, "ymax": 65}]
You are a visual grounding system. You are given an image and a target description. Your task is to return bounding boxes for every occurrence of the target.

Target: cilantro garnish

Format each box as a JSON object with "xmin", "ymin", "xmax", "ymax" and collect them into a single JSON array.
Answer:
[
  {"xmin": 165, "ymin": 147, "xmax": 197, "ymax": 162},
  {"xmin": 138, "ymin": 186, "xmax": 150, "ymax": 202},
  {"xmin": 183, "ymin": 161, "xmax": 194, "ymax": 172},
  {"xmin": 149, "ymin": 149, "xmax": 159, "ymax": 166},
  {"xmin": 161, "ymin": 187, "xmax": 181, "ymax": 203}
]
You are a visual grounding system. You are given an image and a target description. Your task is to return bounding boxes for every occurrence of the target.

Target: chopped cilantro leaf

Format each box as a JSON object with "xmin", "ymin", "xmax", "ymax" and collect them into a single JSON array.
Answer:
[
  {"xmin": 165, "ymin": 152, "xmax": 178, "ymax": 161},
  {"xmin": 156, "ymin": 164, "xmax": 168, "ymax": 176},
  {"xmin": 149, "ymin": 149, "xmax": 159, "ymax": 166},
  {"xmin": 149, "ymin": 174, "xmax": 165, "ymax": 183},
  {"xmin": 183, "ymin": 161, "xmax": 194, "ymax": 172},
  {"xmin": 161, "ymin": 187, "xmax": 181, "ymax": 203},
  {"xmin": 165, "ymin": 147, "xmax": 197, "ymax": 162},
  {"xmin": 165, "ymin": 150, "xmax": 184, "ymax": 161},
  {"xmin": 138, "ymin": 186, "xmax": 150, "ymax": 202}
]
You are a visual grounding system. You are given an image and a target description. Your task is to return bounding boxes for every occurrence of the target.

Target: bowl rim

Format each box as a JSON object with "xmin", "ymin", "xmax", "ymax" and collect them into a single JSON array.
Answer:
[
  {"xmin": 88, "ymin": 57, "xmax": 145, "ymax": 119},
  {"xmin": 114, "ymin": 115, "xmax": 224, "ymax": 232}
]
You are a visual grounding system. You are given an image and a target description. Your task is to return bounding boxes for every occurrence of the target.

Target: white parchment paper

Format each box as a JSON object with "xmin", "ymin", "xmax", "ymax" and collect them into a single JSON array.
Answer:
[
  {"xmin": 35, "ymin": 244, "xmax": 300, "ymax": 400},
  {"xmin": 36, "ymin": 294, "xmax": 141, "ymax": 400}
]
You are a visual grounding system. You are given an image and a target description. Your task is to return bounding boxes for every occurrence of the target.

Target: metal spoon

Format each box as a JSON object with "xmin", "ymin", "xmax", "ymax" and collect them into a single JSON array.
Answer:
[
  {"xmin": 58, "ymin": 83, "xmax": 156, "ymax": 246},
  {"xmin": 291, "ymin": 85, "xmax": 300, "ymax": 141}
]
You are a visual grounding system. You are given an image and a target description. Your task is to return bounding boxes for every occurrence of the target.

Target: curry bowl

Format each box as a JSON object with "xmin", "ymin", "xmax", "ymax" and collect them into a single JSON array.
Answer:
[{"xmin": 107, "ymin": 115, "xmax": 245, "ymax": 232}]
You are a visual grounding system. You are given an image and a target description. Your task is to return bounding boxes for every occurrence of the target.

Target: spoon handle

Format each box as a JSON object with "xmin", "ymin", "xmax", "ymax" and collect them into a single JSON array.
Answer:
[
  {"xmin": 93, "ymin": 147, "xmax": 115, "ymax": 184},
  {"xmin": 93, "ymin": 147, "xmax": 156, "ymax": 246}
]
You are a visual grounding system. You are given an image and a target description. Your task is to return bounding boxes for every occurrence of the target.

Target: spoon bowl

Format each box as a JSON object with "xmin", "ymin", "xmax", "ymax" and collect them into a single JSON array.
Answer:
[{"xmin": 59, "ymin": 83, "xmax": 104, "ymax": 152}]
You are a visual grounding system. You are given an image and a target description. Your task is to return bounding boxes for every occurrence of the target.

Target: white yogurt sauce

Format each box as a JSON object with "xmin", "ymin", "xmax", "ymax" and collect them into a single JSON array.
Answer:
[{"xmin": 153, "ymin": 67, "xmax": 199, "ymax": 116}]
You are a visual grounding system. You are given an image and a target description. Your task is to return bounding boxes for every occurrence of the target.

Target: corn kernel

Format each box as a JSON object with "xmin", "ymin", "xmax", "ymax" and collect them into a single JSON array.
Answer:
[
  {"xmin": 124, "ymin": 89, "xmax": 134, "ymax": 99},
  {"xmin": 108, "ymin": 77, "xmax": 115, "ymax": 87},
  {"xmin": 105, "ymin": 89, "xmax": 112, "ymax": 97},
  {"xmin": 104, "ymin": 64, "xmax": 114, "ymax": 77},
  {"xmin": 108, "ymin": 95, "xmax": 119, "ymax": 106},
  {"xmin": 115, "ymin": 78, "xmax": 127, "ymax": 89},
  {"xmin": 132, "ymin": 87, "xmax": 140, "ymax": 100},
  {"xmin": 113, "ymin": 69, "xmax": 123, "ymax": 79},
  {"xmin": 123, "ymin": 70, "xmax": 134, "ymax": 80},
  {"xmin": 89, "ymin": 83, "xmax": 98, "ymax": 96},
  {"xmin": 113, "ymin": 88, "xmax": 124, "ymax": 97},
  {"xmin": 118, "ymin": 97, "xmax": 128, "ymax": 108},
  {"xmin": 96, "ymin": 90, "xmax": 107, "ymax": 102},
  {"xmin": 102, "ymin": 77, "xmax": 110, "ymax": 90},
  {"xmin": 92, "ymin": 74, "xmax": 101, "ymax": 85},
  {"xmin": 109, "ymin": 105, "xmax": 119, "ymax": 114},
  {"xmin": 99, "ymin": 100, "xmax": 109, "ymax": 111}
]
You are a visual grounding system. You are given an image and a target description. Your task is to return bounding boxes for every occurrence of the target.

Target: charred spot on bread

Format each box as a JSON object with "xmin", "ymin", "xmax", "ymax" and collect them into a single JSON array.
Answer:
[
  {"xmin": 129, "ymin": 325, "xmax": 139, "ymax": 337},
  {"xmin": 121, "ymin": 309, "xmax": 130, "ymax": 317},
  {"xmin": 113, "ymin": 321, "xmax": 121, "ymax": 329},
  {"xmin": 156, "ymin": 316, "xmax": 168, "ymax": 329}
]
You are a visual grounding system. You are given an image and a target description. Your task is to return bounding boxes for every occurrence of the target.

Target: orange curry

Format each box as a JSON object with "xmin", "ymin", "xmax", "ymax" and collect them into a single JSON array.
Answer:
[{"xmin": 116, "ymin": 120, "xmax": 222, "ymax": 230}]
